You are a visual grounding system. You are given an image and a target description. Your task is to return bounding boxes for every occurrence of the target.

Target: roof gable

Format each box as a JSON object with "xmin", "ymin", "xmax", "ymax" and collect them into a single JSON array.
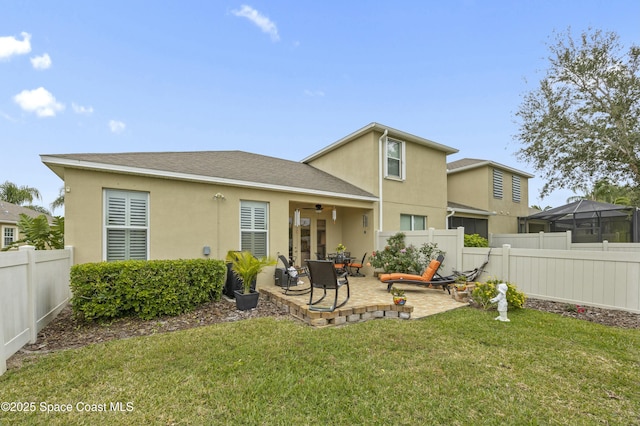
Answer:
[{"xmin": 302, "ymin": 122, "xmax": 458, "ymax": 163}]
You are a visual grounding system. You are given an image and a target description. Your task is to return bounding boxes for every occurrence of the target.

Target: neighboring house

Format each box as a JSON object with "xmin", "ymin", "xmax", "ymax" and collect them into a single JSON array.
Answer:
[
  {"xmin": 447, "ymin": 158, "xmax": 533, "ymax": 237},
  {"xmin": 42, "ymin": 123, "xmax": 531, "ymax": 271},
  {"xmin": 0, "ymin": 201, "xmax": 53, "ymax": 249}
]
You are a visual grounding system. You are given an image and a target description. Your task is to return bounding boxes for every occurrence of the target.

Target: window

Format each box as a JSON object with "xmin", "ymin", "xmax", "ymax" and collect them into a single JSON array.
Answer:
[
  {"xmin": 241, "ymin": 201, "xmax": 268, "ymax": 257},
  {"xmin": 104, "ymin": 189, "xmax": 149, "ymax": 261},
  {"xmin": 2, "ymin": 226, "xmax": 16, "ymax": 248},
  {"xmin": 512, "ymin": 175, "xmax": 521, "ymax": 203},
  {"xmin": 400, "ymin": 214, "xmax": 426, "ymax": 231},
  {"xmin": 385, "ymin": 138, "xmax": 405, "ymax": 180},
  {"xmin": 449, "ymin": 217, "xmax": 489, "ymax": 239},
  {"xmin": 493, "ymin": 169, "xmax": 503, "ymax": 199}
]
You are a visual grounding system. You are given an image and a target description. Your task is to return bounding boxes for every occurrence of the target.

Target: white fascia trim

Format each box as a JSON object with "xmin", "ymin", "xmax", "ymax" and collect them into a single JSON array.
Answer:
[
  {"xmin": 42, "ymin": 156, "xmax": 379, "ymax": 203},
  {"xmin": 447, "ymin": 161, "xmax": 534, "ymax": 178}
]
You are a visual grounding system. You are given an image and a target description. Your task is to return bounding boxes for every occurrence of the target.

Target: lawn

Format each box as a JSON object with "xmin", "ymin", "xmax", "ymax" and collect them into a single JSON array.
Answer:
[{"xmin": 1, "ymin": 307, "xmax": 638, "ymax": 425}]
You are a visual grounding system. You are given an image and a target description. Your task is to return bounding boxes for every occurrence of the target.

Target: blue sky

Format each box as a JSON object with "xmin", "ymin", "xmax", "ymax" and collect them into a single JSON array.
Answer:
[{"xmin": 2, "ymin": 1, "xmax": 639, "ymax": 213}]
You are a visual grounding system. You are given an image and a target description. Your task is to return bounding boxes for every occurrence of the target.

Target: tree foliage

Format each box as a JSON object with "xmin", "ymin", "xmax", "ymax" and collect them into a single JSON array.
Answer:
[
  {"xmin": 0, "ymin": 180, "xmax": 42, "ymax": 205},
  {"xmin": 1, "ymin": 214, "xmax": 64, "ymax": 251},
  {"xmin": 515, "ymin": 28, "xmax": 640, "ymax": 198}
]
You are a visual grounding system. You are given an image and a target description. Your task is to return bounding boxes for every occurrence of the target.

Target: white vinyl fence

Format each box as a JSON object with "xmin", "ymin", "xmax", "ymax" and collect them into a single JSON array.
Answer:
[
  {"xmin": 490, "ymin": 231, "xmax": 640, "ymax": 252},
  {"xmin": 377, "ymin": 229, "xmax": 640, "ymax": 314},
  {"xmin": 1, "ymin": 246, "xmax": 73, "ymax": 375}
]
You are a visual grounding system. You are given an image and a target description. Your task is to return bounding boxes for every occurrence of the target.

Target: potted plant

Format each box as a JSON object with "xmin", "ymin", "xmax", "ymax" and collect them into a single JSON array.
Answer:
[
  {"xmin": 335, "ymin": 243, "xmax": 346, "ymax": 254},
  {"xmin": 454, "ymin": 275, "xmax": 468, "ymax": 292},
  {"xmin": 227, "ymin": 251, "xmax": 276, "ymax": 310},
  {"xmin": 390, "ymin": 286, "xmax": 407, "ymax": 305}
]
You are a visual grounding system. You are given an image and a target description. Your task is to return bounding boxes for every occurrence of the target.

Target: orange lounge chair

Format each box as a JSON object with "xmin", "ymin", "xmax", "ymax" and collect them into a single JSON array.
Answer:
[{"xmin": 379, "ymin": 255, "xmax": 453, "ymax": 294}]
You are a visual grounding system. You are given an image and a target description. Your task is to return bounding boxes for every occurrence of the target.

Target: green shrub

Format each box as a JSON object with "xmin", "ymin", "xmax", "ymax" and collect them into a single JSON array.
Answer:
[
  {"xmin": 471, "ymin": 278, "xmax": 526, "ymax": 310},
  {"xmin": 464, "ymin": 233, "xmax": 489, "ymax": 247},
  {"xmin": 369, "ymin": 232, "xmax": 445, "ymax": 274},
  {"xmin": 70, "ymin": 259, "xmax": 226, "ymax": 321}
]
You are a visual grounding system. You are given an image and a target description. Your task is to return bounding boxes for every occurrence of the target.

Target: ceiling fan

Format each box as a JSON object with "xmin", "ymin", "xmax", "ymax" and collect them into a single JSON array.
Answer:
[{"xmin": 301, "ymin": 204, "xmax": 324, "ymax": 213}]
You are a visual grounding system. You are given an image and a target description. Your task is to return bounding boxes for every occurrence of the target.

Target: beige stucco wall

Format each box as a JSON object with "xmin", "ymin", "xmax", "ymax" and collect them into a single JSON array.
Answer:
[
  {"xmin": 447, "ymin": 165, "xmax": 530, "ymax": 234},
  {"xmin": 307, "ymin": 129, "xmax": 450, "ymax": 232},
  {"xmin": 62, "ymin": 168, "xmax": 376, "ymax": 274}
]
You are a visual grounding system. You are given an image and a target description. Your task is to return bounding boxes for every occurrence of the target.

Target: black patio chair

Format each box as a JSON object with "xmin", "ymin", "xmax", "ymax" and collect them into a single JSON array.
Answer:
[
  {"xmin": 305, "ymin": 260, "xmax": 350, "ymax": 312},
  {"xmin": 277, "ymin": 255, "xmax": 310, "ymax": 295},
  {"xmin": 347, "ymin": 252, "xmax": 367, "ymax": 277}
]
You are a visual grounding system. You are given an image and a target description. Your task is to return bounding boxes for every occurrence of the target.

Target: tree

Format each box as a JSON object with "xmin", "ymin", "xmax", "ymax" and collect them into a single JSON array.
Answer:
[
  {"xmin": 566, "ymin": 178, "xmax": 634, "ymax": 205},
  {"xmin": 50, "ymin": 187, "xmax": 65, "ymax": 213},
  {"xmin": 514, "ymin": 28, "xmax": 640, "ymax": 198},
  {"xmin": 0, "ymin": 181, "xmax": 42, "ymax": 205}
]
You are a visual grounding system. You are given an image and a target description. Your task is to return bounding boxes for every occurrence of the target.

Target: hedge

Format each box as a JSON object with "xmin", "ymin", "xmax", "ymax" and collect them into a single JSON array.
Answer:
[{"xmin": 70, "ymin": 259, "xmax": 226, "ymax": 321}]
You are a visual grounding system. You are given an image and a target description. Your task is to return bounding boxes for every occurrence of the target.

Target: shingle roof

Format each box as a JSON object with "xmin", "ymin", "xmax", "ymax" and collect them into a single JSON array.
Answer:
[
  {"xmin": 447, "ymin": 158, "xmax": 534, "ymax": 178},
  {"xmin": 41, "ymin": 151, "xmax": 376, "ymax": 200},
  {"xmin": 0, "ymin": 201, "xmax": 53, "ymax": 224}
]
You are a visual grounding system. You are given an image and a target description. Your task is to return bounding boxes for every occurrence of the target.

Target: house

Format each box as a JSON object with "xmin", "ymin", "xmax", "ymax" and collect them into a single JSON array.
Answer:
[
  {"xmin": 40, "ymin": 123, "xmax": 529, "ymax": 275},
  {"xmin": 446, "ymin": 158, "xmax": 533, "ymax": 238},
  {"xmin": 0, "ymin": 201, "xmax": 53, "ymax": 249}
]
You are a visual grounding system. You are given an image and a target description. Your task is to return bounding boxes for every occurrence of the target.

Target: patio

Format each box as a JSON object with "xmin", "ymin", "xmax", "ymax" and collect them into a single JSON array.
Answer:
[{"xmin": 259, "ymin": 273, "xmax": 467, "ymax": 327}]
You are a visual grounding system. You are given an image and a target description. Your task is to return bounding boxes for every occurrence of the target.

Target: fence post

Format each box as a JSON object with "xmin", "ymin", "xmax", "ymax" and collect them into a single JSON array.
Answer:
[
  {"xmin": 566, "ymin": 231, "xmax": 572, "ymax": 250},
  {"xmin": 538, "ymin": 231, "xmax": 544, "ymax": 249},
  {"xmin": 456, "ymin": 227, "xmax": 464, "ymax": 272},
  {"xmin": 602, "ymin": 240, "xmax": 609, "ymax": 251},
  {"xmin": 19, "ymin": 246, "xmax": 38, "ymax": 344},
  {"xmin": 502, "ymin": 244, "xmax": 511, "ymax": 282},
  {"xmin": 0, "ymin": 286, "xmax": 5, "ymax": 375}
]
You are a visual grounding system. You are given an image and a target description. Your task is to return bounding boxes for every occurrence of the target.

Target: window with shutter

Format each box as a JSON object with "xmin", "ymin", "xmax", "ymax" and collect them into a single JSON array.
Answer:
[
  {"xmin": 104, "ymin": 189, "xmax": 149, "ymax": 261},
  {"xmin": 240, "ymin": 201, "xmax": 268, "ymax": 257}
]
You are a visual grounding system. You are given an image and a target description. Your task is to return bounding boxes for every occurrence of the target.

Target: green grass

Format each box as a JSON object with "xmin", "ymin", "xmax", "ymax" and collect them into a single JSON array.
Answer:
[{"xmin": 1, "ymin": 307, "xmax": 639, "ymax": 425}]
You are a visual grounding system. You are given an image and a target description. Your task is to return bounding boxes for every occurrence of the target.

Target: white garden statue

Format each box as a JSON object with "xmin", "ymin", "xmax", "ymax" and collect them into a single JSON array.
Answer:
[{"xmin": 490, "ymin": 282, "xmax": 510, "ymax": 322}]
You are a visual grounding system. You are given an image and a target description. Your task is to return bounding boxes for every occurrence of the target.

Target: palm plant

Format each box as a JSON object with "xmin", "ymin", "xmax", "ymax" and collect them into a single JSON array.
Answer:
[
  {"xmin": 228, "ymin": 251, "xmax": 275, "ymax": 294},
  {"xmin": 2, "ymin": 214, "xmax": 64, "ymax": 251},
  {"xmin": 0, "ymin": 181, "xmax": 41, "ymax": 205}
]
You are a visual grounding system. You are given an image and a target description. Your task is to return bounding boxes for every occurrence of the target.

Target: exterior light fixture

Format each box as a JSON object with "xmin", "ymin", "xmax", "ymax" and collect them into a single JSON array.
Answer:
[{"xmin": 332, "ymin": 207, "xmax": 337, "ymax": 223}]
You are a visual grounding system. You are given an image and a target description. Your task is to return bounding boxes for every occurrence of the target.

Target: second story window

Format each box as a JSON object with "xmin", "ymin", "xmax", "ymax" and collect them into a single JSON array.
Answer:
[
  {"xmin": 385, "ymin": 138, "xmax": 405, "ymax": 180},
  {"xmin": 512, "ymin": 175, "xmax": 521, "ymax": 203},
  {"xmin": 493, "ymin": 169, "xmax": 503, "ymax": 199}
]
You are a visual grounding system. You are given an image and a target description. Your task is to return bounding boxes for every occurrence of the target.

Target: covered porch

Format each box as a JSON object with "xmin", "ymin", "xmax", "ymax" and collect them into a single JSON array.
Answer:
[{"xmin": 258, "ymin": 273, "xmax": 467, "ymax": 327}]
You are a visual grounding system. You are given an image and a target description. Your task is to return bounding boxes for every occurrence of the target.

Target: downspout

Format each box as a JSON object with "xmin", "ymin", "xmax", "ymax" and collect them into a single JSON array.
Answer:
[
  {"xmin": 446, "ymin": 208, "xmax": 455, "ymax": 229},
  {"xmin": 378, "ymin": 129, "xmax": 388, "ymax": 232}
]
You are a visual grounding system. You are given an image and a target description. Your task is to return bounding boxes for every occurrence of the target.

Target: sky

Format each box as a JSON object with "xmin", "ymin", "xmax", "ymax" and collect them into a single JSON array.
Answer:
[{"xmin": 2, "ymin": 0, "xmax": 639, "ymax": 214}]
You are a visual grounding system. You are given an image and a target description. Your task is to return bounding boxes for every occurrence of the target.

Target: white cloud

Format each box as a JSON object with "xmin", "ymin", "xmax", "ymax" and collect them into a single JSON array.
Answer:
[
  {"xmin": 72, "ymin": 102, "xmax": 94, "ymax": 115},
  {"xmin": 13, "ymin": 87, "xmax": 64, "ymax": 117},
  {"xmin": 30, "ymin": 53, "xmax": 51, "ymax": 70},
  {"xmin": 0, "ymin": 32, "xmax": 32, "ymax": 60},
  {"xmin": 231, "ymin": 5, "xmax": 280, "ymax": 41},
  {"xmin": 304, "ymin": 89, "xmax": 325, "ymax": 97},
  {"xmin": 109, "ymin": 120, "xmax": 126, "ymax": 134}
]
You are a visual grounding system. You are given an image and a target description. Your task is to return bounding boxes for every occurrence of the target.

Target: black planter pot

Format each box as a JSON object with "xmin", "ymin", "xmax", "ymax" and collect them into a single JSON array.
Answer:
[
  {"xmin": 233, "ymin": 290, "xmax": 260, "ymax": 310},
  {"xmin": 224, "ymin": 262, "xmax": 256, "ymax": 298}
]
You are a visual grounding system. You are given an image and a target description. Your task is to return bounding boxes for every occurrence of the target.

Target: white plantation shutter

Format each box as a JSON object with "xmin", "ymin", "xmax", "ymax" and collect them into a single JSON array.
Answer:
[
  {"xmin": 240, "ymin": 201, "xmax": 268, "ymax": 257},
  {"xmin": 105, "ymin": 190, "xmax": 149, "ymax": 261}
]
